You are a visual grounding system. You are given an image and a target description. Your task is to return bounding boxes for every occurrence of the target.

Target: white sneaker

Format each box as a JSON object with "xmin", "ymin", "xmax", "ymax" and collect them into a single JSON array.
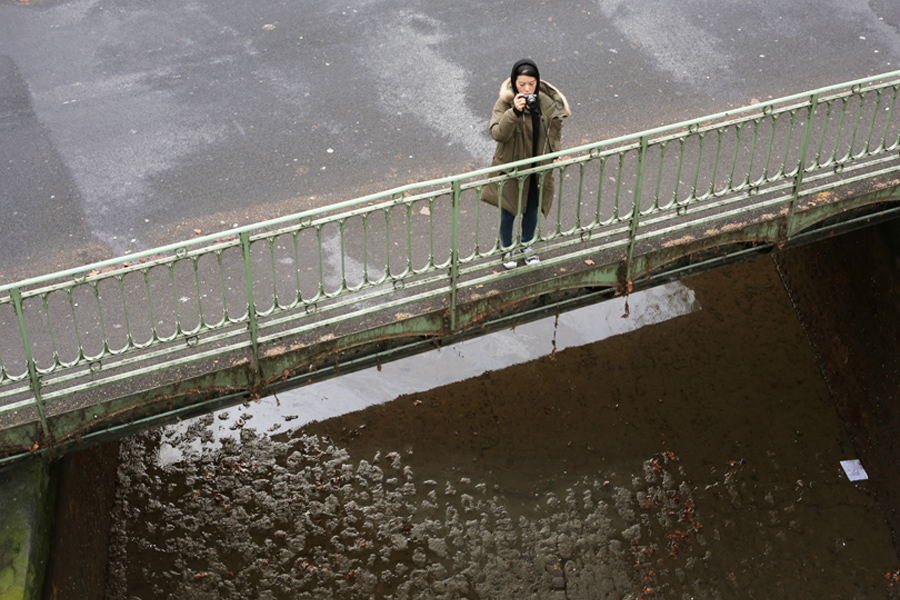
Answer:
[
  {"xmin": 523, "ymin": 247, "xmax": 540, "ymax": 266},
  {"xmin": 502, "ymin": 252, "xmax": 517, "ymax": 270}
]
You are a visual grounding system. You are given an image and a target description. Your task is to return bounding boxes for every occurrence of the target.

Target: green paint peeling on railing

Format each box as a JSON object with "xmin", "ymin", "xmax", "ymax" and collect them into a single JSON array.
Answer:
[{"xmin": 3, "ymin": 71, "xmax": 900, "ymax": 451}]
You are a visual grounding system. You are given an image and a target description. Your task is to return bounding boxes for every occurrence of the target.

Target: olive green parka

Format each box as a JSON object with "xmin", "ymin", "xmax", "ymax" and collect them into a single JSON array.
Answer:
[{"xmin": 481, "ymin": 78, "xmax": 571, "ymax": 216}]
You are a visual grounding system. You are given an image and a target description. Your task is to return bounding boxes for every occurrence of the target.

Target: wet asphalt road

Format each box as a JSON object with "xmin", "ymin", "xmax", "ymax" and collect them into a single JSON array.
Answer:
[{"xmin": 1, "ymin": 0, "xmax": 899, "ymax": 279}]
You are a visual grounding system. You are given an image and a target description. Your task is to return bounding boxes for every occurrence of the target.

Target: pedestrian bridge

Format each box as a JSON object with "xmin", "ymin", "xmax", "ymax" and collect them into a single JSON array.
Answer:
[{"xmin": 3, "ymin": 72, "xmax": 900, "ymax": 466}]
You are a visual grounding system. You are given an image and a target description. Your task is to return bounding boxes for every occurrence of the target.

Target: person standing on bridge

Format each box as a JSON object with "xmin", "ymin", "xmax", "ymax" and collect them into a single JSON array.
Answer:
[{"xmin": 481, "ymin": 58, "xmax": 571, "ymax": 269}]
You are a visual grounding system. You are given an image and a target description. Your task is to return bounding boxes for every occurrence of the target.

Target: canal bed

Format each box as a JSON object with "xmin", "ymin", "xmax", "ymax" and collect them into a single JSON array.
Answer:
[{"xmin": 100, "ymin": 253, "xmax": 900, "ymax": 599}]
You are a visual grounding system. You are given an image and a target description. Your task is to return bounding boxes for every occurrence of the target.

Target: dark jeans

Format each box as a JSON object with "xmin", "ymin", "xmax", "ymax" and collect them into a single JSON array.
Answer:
[{"xmin": 500, "ymin": 184, "xmax": 539, "ymax": 249}]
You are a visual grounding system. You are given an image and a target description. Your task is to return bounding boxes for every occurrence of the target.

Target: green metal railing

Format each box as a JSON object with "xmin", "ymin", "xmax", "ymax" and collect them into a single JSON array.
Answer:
[{"xmin": 3, "ymin": 71, "xmax": 900, "ymax": 443}]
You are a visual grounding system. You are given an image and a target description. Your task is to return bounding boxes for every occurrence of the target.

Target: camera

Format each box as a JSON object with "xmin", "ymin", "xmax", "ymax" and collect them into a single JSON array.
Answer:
[{"xmin": 523, "ymin": 94, "xmax": 540, "ymax": 111}]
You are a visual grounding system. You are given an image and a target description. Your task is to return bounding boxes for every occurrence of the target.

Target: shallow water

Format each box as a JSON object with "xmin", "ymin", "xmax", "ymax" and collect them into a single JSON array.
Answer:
[
  {"xmin": 105, "ymin": 256, "xmax": 900, "ymax": 599},
  {"xmin": 155, "ymin": 279, "xmax": 698, "ymax": 465}
]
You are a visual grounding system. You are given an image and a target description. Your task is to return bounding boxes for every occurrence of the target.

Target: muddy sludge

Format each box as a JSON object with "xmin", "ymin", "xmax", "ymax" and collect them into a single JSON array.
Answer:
[{"xmin": 103, "ymin": 256, "xmax": 900, "ymax": 599}]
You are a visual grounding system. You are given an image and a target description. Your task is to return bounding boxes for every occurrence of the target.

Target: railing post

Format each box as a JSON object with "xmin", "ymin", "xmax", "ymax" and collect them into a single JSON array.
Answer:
[
  {"xmin": 11, "ymin": 287, "xmax": 52, "ymax": 448},
  {"xmin": 625, "ymin": 135, "xmax": 650, "ymax": 285},
  {"xmin": 240, "ymin": 231, "xmax": 262, "ymax": 374},
  {"xmin": 449, "ymin": 179, "xmax": 461, "ymax": 331},
  {"xmin": 785, "ymin": 93, "xmax": 819, "ymax": 238}
]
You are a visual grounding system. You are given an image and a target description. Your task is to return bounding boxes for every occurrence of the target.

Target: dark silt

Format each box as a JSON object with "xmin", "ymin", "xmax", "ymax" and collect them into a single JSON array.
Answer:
[{"xmin": 101, "ymin": 252, "xmax": 900, "ymax": 599}]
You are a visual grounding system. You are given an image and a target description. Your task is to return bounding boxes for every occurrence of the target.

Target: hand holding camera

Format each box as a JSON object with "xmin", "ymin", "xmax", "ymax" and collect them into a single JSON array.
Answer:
[{"xmin": 514, "ymin": 93, "xmax": 540, "ymax": 113}]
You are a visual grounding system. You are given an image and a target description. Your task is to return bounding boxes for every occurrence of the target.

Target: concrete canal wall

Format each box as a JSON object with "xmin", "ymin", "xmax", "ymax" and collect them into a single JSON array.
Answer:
[
  {"xmin": 775, "ymin": 218, "xmax": 900, "ymax": 546},
  {"xmin": 0, "ymin": 460, "xmax": 53, "ymax": 600}
]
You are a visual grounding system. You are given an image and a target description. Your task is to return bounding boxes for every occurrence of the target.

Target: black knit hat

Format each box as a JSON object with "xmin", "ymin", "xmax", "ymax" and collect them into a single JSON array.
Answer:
[{"xmin": 510, "ymin": 58, "xmax": 540, "ymax": 95}]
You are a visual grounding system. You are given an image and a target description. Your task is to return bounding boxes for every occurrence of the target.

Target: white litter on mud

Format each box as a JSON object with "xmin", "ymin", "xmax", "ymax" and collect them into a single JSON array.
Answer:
[{"xmin": 840, "ymin": 459, "xmax": 869, "ymax": 481}]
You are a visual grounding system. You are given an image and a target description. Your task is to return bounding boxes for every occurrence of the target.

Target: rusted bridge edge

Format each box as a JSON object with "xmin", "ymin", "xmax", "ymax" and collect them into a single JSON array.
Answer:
[{"xmin": 3, "ymin": 179, "xmax": 899, "ymax": 469}]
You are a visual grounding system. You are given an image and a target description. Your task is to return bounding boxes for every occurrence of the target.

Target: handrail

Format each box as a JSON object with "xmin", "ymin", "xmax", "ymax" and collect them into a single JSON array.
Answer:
[{"xmin": 2, "ymin": 70, "xmax": 900, "ymax": 444}]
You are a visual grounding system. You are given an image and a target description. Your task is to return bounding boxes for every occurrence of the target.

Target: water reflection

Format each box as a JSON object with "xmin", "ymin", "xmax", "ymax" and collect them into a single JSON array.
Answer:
[{"xmin": 158, "ymin": 281, "xmax": 699, "ymax": 467}]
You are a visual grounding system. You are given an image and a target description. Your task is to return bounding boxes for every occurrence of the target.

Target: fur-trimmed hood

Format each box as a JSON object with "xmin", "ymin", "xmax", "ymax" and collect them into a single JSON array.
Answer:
[{"xmin": 498, "ymin": 77, "xmax": 572, "ymax": 119}]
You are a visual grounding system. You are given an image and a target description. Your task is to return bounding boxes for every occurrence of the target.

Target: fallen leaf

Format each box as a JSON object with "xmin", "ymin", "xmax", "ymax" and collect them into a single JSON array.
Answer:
[
  {"xmin": 584, "ymin": 259, "xmax": 595, "ymax": 265},
  {"xmin": 193, "ymin": 228, "xmax": 202, "ymax": 235}
]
